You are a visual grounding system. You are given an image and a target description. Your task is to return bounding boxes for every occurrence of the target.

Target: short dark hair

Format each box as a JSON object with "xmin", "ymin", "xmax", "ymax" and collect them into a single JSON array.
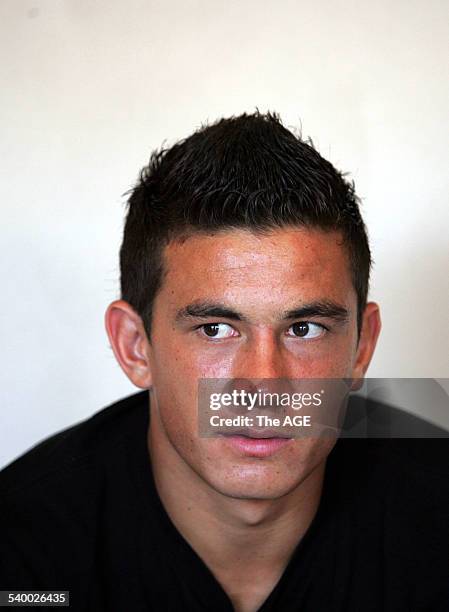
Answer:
[{"xmin": 120, "ymin": 112, "xmax": 371, "ymax": 338}]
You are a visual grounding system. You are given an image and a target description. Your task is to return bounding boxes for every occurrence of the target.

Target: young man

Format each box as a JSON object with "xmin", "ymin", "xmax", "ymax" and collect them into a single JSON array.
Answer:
[{"xmin": 1, "ymin": 113, "xmax": 448, "ymax": 611}]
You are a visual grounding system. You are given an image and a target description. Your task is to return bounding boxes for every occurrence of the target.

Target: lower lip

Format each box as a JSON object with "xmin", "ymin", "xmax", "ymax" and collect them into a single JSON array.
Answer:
[{"xmin": 223, "ymin": 435, "xmax": 292, "ymax": 457}]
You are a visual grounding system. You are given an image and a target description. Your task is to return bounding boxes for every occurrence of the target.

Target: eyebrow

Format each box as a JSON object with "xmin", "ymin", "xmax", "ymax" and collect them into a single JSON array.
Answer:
[
  {"xmin": 176, "ymin": 302, "xmax": 249, "ymax": 322},
  {"xmin": 283, "ymin": 300, "xmax": 349, "ymax": 322},
  {"xmin": 175, "ymin": 300, "xmax": 349, "ymax": 324}
]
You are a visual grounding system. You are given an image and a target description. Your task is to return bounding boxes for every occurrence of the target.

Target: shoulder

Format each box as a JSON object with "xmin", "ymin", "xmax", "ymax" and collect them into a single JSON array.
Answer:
[
  {"xmin": 0, "ymin": 390, "xmax": 148, "ymax": 499},
  {"xmin": 0, "ymin": 391, "xmax": 148, "ymax": 585},
  {"xmin": 329, "ymin": 415, "xmax": 449, "ymax": 534},
  {"xmin": 330, "ymin": 436, "xmax": 449, "ymax": 556},
  {"xmin": 341, "ymin": 395, "xmax": 449, "ymax": 482},
  {"xmin": 0, "ymin": 390, "xmax": 149, "ymax": 585},
  {"xmin": 326, "ymin": 436, "xmax": 449, "ymax": 606},
  {"xmin": 332, "ymin": 436, "xmax": 449, "ymax": 506}
]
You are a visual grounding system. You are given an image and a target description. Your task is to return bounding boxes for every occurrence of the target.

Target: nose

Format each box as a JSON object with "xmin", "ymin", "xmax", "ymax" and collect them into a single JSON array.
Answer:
[{"xmin": 231, "ymin": 330, "xmax": 287, "ymax": 381}]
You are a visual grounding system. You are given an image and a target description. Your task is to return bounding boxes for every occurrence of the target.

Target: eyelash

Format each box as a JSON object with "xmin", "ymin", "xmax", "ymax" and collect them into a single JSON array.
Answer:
[
  {"xmin": 286, "ymin": 321, "xmax": 329, "ymax": 337},
  {"xmin": 194, "ymin": 321, "xmax": 330, "ymax": 339}
]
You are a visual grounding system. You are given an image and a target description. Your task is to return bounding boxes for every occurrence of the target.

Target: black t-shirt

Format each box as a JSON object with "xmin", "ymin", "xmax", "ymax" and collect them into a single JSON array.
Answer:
[{"xmin": 0, "ymin": 391, "xmax": 448, "ymax": 611}]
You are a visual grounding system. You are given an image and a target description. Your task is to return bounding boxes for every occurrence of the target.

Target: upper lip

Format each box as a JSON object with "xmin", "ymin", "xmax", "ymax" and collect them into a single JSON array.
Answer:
[{"xmin": 220, "ymin": 428, "xmax": 291, "ymax": 439}]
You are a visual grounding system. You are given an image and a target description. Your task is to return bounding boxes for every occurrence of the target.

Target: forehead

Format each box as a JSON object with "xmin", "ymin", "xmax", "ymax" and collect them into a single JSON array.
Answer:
[{"xmin": 160, "ymin": 227, "xmax": 355, "ymax": 311}]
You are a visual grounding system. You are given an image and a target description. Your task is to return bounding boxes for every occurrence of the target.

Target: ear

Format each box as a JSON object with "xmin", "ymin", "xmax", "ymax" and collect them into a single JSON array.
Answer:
[
  {"xmin": 351, "ymin": 302, "xmax": 382, "ymax": 386},
  {"xmin": 105, "ymin": 300, "xmax": 153, "ymax": 389}
]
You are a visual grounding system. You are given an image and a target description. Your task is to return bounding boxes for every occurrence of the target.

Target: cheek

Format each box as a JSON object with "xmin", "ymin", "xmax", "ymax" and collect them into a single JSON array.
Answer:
[
  {"xmin": 300, "ymin": 353, "xmax": 351, "ymax": 378},
  {"xmin": 153, "ymin": 330, "xmax": 234, "ymax": 380},
  {"xmin": 295, "ymin": 438, "xmax": 337, "ymax": 466},
  {"xmin": 284, "ymin": 338, "xmax": 358, "ymax": 378},
  {"xmin": 152, "ymin": 380, "xmax": 198, "ymax": 453},
  {"xmin": 148, "ymin": 336, "xmax": 208, "ymax": 447}
]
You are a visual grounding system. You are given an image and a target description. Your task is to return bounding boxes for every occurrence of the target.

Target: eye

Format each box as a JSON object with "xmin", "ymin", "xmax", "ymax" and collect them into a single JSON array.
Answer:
[
  {"xmin": 199, "ymin": 323, "xmax": 237, "ymax": 339},
  {"xmin": 286, "ymin": 322, "xmax": 327, "ymax": 339}
]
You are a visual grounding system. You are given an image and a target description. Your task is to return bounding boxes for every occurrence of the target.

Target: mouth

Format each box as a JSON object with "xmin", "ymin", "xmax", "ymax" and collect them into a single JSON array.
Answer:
[
  {"xmin": 220, "ymin": 431, "xmax": 293, "ymax": 457},
  {"xmin": 221, "ymin": 427, "xmax": 289, "ymax": 438}
]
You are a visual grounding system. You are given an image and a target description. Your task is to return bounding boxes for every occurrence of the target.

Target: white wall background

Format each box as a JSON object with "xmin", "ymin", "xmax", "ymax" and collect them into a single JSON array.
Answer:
[{"xmin": 1, "ymin": 0, "xmax": 448, "ymax": 468}]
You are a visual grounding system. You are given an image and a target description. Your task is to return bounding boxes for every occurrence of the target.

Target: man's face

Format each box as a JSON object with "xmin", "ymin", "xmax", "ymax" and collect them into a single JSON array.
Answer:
[{"xmin": 146, "ymin": 227, "xmax": 362, "ymax": 500}]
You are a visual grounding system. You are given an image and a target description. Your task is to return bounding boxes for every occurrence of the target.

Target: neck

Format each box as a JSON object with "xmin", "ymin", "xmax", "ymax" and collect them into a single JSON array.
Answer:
[{"xmin": 147, "ymin": 408, "xmax": 326, "ymax": 612}]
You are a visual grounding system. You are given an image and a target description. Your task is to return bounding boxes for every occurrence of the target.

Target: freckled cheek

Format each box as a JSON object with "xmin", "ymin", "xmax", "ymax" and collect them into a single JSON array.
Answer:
[
  {"xmin": 308, "ymin": 335, "xmax": 356, "ymax": 373},
  {"xmin": 165, "ymin": 340, "xmax": 237, "ymax": 378},
  {"xmin": 300, "ymin": 355, "xmax": 347, "ymax": 378},
  {"xmin": 151, "ymin": 335, "xmax": 192, "ymax": 374},
  {"xmin": 280, "ymin": 347, "xmax": 345, "ymax": 378},
  {"xmin": 156, "ymin": 385, "xmax": 198, "ymax": 440}
]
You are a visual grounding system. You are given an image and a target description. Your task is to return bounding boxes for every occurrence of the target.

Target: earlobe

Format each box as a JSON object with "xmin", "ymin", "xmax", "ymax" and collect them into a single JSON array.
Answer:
[
  {"xmin": 104, "ymin": 300, "xmax": 153, "ymax": 389},
  {"xmin": 351, "ymin": 302, "xmax": 382, "ymax": 382}
]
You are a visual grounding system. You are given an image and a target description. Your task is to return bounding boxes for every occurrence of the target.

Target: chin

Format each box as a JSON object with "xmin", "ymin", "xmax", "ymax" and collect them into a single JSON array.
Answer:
[{"xmin": 206, "ymin": 468, "xmax": 305, "ymax": 501}]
